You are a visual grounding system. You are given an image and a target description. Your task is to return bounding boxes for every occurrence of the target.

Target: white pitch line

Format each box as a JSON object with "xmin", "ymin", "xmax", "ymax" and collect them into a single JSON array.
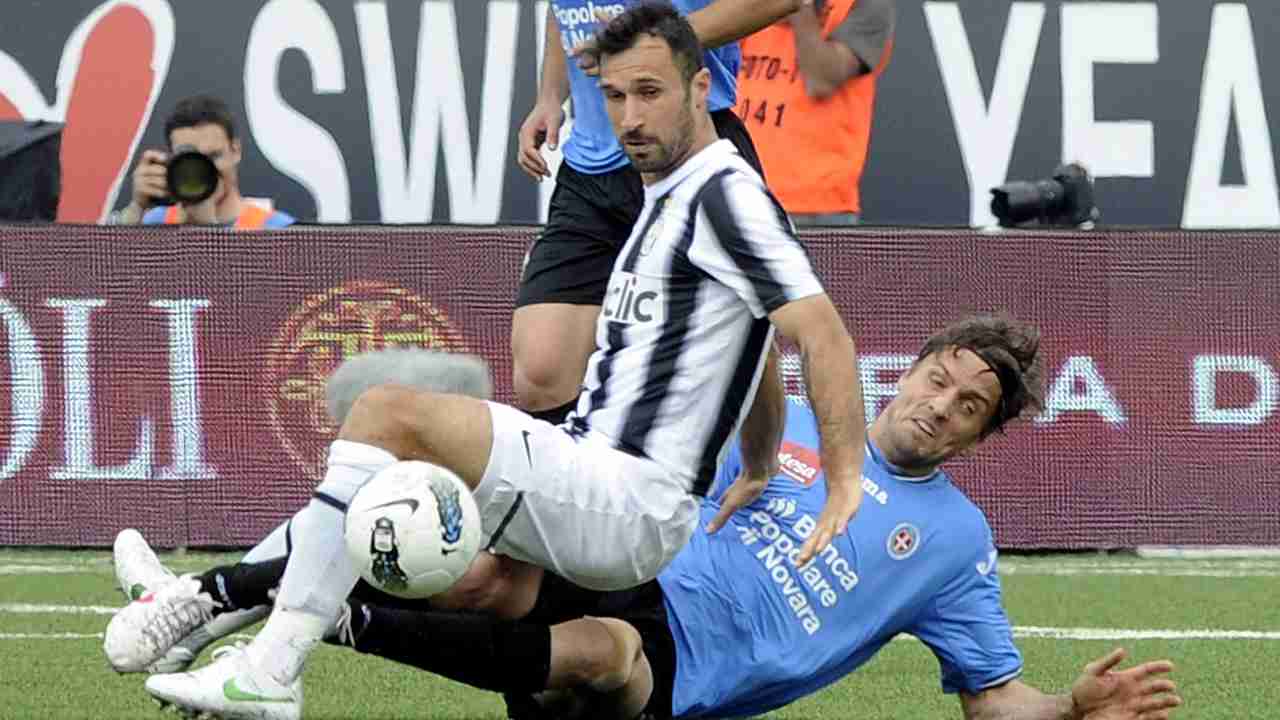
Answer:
[
  {"xmin": 1001, "ymin": 568, "xmax": 1280, "ymax": 578},
  {"xmin": 1013, "ymin": 626, "xmax": 1280, "ymax": 641},
  {"xmin": 0, "ymin": 603, "xmax": 118, "ymax": 615},
  {"xmin": 0, "ymin": 632, "xmax": 103, "ymax": 639},
  {"xmin": 0, "ymin": 564, "xmax": 94, "ymax": 575},
  {"xmin": 0, "ymin": 608, "xmax": 1275, "ymax": 643}
]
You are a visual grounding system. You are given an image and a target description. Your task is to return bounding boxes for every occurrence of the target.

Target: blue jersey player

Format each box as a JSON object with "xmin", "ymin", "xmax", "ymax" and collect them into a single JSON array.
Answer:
[
  {"xmin": 336, "ymin": 315, "xmax": 1180, "ymax": 720},
  {"xmin": 105, "ymin": 315, "xmax": 1182, "ymax": 719}
]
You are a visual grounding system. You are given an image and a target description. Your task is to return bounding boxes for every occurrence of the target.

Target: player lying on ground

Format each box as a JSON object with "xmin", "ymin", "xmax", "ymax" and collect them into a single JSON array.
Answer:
[
  {"xmin": 105, "ymin": 6, "xmax": 867, "ymax": 719},
  {"xmin": 107, "ymin": 315, "xmax": 1182, "ymax": 720}
]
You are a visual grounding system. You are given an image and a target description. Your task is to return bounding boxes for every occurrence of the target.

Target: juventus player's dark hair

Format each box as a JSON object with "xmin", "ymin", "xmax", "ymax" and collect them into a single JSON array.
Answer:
[{"xmin": 593, "ymin": 2, "xmax": 706, "ymax": 86}]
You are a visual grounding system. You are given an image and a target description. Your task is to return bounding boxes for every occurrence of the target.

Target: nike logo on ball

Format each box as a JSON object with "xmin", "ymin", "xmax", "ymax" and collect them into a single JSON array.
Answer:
[{"xmin": 367, "ymin": 498, "xmax": 420, "ymax": 515}]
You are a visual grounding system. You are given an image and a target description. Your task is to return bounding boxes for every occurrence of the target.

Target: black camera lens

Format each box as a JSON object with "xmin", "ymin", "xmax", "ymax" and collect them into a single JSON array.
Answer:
[
  {"xmin": 166, "ymin": 145, "xmax": 219, "ymax": 205},
  {"xmin": 990, "ymin": 163, "xmax": 1098, "ymax": 228},
  {"xmin": 990, "ymin": 179, "xmax": 1065, "ymax": 226}
]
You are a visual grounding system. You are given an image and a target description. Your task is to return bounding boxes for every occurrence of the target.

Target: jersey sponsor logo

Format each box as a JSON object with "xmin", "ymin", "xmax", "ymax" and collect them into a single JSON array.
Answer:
[
  {"xmin": 765, "ymin": 496, "xmax": 797, "ymax": 518},
  {"xmin": 554, "ymin": 1, "xmax": 627, "ymax": 50},
  {"xmin": 736, "ymin": 510, "xmax": 860, "ymax": 635},
  {"xmin": 553, "ymin": 1, "xmax": 626, "ymax": 30},
  {"xmin": 860, "ymin": 474, "xmax": 889, "ymax": 505},
  {"xmin": 602, "ymin": 272, "xmax": 665, "ymax": 325},
  {"xmin": 976, "ymin": 548, "xmax": 999, "ymax": 576},
  {"xmin": 777, "ymin": 442, "xmax": 890, "ymax": 505},
  {"xmin": 887, "ymin": 522, "xmax": 921, "ymax": 560},
  {"xmin": 777, "ymin": 441, "xmax": 821, "ymax": 485}
]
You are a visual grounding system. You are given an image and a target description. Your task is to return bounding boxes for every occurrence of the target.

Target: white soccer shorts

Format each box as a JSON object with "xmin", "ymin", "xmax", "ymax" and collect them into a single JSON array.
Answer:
[{"xmin": 474, "ymin": 401, "xmax": 699, "ymax": 591}]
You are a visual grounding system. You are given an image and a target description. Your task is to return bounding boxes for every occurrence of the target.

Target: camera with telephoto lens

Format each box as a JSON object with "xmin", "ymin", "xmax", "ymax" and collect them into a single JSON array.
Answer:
[
  {"xmin": 165, "ymin": 144, "xmax": 220, "ymax": 205},
  {"xmin": 989, "ymin": 163, "xmax": 1099, "ymax": 228}
]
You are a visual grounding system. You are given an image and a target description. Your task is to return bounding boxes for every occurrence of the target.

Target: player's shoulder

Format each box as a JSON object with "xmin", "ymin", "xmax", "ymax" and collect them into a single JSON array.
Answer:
[
  {"xmin": 933, "ymin": 472, "xmax": 994, "ymax": 541},
  {"xmin": 690, "ymin": 156, "xmax": 772, "ymax": 220}
]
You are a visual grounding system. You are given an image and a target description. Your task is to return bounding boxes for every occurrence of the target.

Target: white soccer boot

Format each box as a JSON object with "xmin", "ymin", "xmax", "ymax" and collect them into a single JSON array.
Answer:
[
  {"xmin": 145, "ymin": 643, "xmax": 302, "ymax": 720},
  {"xmin": 110, "ymin": 528, "xmax": 270, "ymax": 673},
  {"xmin": 113, "ymin": 528, "xmax": 177, "ymax": 602},
  {"xmin": 103, "ymin": 574, "xmax": 216, "ymax": 673}
]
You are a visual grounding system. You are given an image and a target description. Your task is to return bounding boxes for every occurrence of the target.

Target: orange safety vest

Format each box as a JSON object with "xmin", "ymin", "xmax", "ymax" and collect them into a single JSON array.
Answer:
[
  {"xmin": 736, "ymin": 0, "xmax": 890, "ymax": 215},
  {"xmin": 163, "ymin": 203, "xmax": 273, "ymax": 229}
]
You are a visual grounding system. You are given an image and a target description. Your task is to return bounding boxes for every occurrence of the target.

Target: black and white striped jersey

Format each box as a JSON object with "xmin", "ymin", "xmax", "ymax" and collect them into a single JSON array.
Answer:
[{"xmin": 572, "ymin": 139, "xmax": 825, "ymax": 495}]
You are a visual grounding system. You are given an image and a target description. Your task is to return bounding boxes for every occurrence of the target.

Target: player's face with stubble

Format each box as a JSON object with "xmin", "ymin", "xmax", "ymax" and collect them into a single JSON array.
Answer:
[
  {"xmin": 879, "ymin": 348, "xmax": 1002, "ymax": 472},
  {"xmin": 599, "ymin": 36, "xmax": 706, "ymax": 179}
]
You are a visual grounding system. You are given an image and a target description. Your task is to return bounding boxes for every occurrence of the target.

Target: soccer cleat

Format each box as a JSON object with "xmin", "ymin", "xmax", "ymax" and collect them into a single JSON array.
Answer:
[
  {"xmin": 113, "ymin": 528, "xmax": 177, "ymax": 602},
  {"xmin": 103, "ymin": 574, "xmax": 216, "ymax": 673},
  {"xmin": 145, "ymin": 643, "xmax": 301, "ymax": 720}
]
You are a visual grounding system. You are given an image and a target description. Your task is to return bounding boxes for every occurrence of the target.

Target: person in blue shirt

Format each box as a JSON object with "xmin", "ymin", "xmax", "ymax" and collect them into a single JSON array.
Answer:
[
  {"xmin": 511, "ymin": 0, "xmax": 799, "ymax": 428},
  {"xmin": 119, "ymin": 314, "xmax": 1179, "ymax": 719}
]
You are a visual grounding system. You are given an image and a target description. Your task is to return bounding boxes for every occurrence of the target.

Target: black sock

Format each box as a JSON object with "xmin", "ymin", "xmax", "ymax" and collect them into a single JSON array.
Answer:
[
  {"xmin": 350, "ymin": 603, "xmax": 552, "ymax": 694},
  {"xmin": 197, "ymin": 556, "xmax": 288, "ymax": 615},
  {"xmin": 527, "ymin": 399, "xmax": 577, "ymax": 425}
]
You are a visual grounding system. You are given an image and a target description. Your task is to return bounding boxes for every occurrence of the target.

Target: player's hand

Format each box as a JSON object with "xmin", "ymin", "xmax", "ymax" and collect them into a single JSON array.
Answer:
[
  {"xmin": 130, "ymin": 149, "xmax": 169, "ymax": 210},
  {"xmin": 796, "ymin": 470, "xmax": 860, "ymax": 565},
  {"xmin": 1071, "ymin": 648, "xmax": 1181, "ymax": 720},
  {"xmin": 705, "ymin": 469, "xmax": 772, "ymax": 534},
  {"xmin": 569, "ymin": 37, "xmax": 600, "ymax": 77},
  {"xmin": 517, "ymin": 101, "xmax": 565, "ymax": 181},
  {"xmin": 568, "ymin": 6, "xmax": 612, "ymax": 77}
]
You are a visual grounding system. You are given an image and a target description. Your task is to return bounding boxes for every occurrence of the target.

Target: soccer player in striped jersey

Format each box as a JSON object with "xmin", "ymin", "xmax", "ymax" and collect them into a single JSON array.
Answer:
[{"xmin": 120, "ymin": 6, "xmax": 866, "ymax": 719}]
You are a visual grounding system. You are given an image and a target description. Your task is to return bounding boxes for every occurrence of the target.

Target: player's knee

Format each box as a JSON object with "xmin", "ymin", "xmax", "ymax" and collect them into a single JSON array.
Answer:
[
  {"xmin": 581, "ymin": 618, "xmax": 643, "ymax": 693},
  {"xmin": 341, "ymin": 384, "xmax": 436, "ymax": 450},
  {"xmin": 512, "ymin": 348, "xmax": 578, "ymax": 410}
]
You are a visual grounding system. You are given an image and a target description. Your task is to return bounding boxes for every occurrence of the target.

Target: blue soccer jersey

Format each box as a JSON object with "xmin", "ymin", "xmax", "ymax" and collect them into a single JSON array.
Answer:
[
  {"xmin": 656, "ymin": 400, "xmax": 1023, "ymax": 718},
  {"xmin": 552, "ymin": 0, "xmax": 741, "ymax": 174}
]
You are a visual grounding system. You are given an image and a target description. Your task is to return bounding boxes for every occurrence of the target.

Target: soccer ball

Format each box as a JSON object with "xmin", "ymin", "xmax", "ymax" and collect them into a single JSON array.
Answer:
[{"xmin": 343, "ymin": 460, "xmax": 482, "ymax": 599}]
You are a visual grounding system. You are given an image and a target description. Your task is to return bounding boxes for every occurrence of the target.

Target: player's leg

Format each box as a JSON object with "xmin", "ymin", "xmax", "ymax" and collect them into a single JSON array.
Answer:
[
  {"xmin": 141, "ymin": 390, "xmax": 570, "ymax": 717},
  {"xmin": 104, "ymin": 525, "xmax": 283, "ymax": 673},
  {"xmin": 331, "ymin": 597, "xmax": 656, "ymax": 720},
  {"xmin": 512, "ymin": 163, "xmax": 642, "ymax": 423},
  {"xmin": 108, "ymin": 350, "xmax": 513, "ymax": 678},
  {"xmin": 143, "ymin": 360, "xmax": 499, "ymax": 716},
  {"xmin": 541, "ymin": 617, "xmax": 652, "ymax": 720}
]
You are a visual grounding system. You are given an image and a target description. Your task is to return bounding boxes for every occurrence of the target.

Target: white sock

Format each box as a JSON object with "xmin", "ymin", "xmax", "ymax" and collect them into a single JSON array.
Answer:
[
  {"xmin": 240, "ymin": 519, "xmax": 289, "ymax": 563},
  {"xmin": 248, "ymin": 440, "xmax": 397, "ymax": 682}
]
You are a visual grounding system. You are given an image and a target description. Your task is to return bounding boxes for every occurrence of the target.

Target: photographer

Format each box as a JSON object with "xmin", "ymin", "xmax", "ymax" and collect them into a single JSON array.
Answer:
[{"xmin": 110, "ymin": 94, "xmax": 294, "ymax": 228}]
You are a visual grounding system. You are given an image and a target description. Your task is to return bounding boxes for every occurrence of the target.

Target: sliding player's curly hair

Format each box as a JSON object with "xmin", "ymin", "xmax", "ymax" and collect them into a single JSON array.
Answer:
[
  {"xmin": 593, "ymin": 1, "xmax": 705, "ymax": 86},
  {"xmin": 917, "ymin": 314, "xmax": 1045, "ymax": 438}
]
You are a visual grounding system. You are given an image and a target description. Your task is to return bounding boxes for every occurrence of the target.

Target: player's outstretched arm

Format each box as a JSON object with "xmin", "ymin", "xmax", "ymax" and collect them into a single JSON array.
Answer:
[
  {"xmin": 767, "ymin": 293, "xmax": 864, "ymax": 564},
  {"xmin": 959, "ymin": 648, "xmax": 1181, "ymax": 720},
  {"xmin": 687, "ymin": 0, "xmax": 806, "ymax": 49},
  {"xmin": 706, "ymin": 344, "xmax": 785, "ymax": 534}
]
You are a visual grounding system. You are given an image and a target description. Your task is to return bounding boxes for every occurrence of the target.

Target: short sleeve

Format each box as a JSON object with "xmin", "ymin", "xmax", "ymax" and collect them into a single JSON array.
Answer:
[
  {"xmin": 909, "ymin": 525, "xmax": 1024, "ymax": 694},
  {"xmin": 831, "ymin": 0, "xmax": 895, "ymax": 73}
]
